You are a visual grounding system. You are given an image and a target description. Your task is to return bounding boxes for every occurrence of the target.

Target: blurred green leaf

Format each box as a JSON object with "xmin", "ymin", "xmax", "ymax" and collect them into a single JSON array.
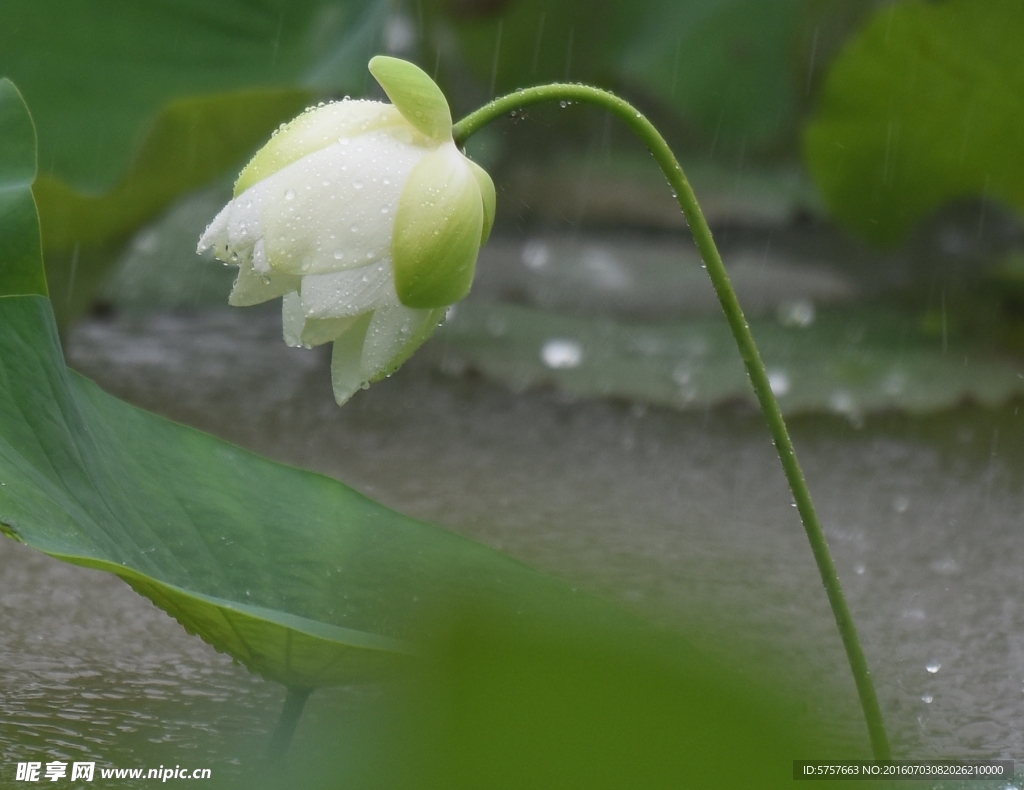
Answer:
[
  {"xmin": 0, "ymin": 79, "xmax": 46, "ymax": 298},
  {"xmin": 421, "ymin": 0, "xmax": 641, "ymax": 94},
  {"xmin": 433, "ymin": 302, "xmax": 1024, "ymax": 417},
  {"xmin": 348, "ymin": 599, "xmax": 865, "ymax": 790},
  {"xmin": 2, "ymin": 0, "xmax": 383, "ymax": 191},
  {"xmin": 618, "ymin": 0, "xmax": 804, "ymax": 147},
  {"xmin": 425, "ymin": 0, "xmax": 832, "ymax": 152},
  {"xmin": 1, "ymin": 0, "xmax": 387, "ymax": 322},
  {"xmin": 804, "ymin": 0, "xmax": 1024, "ymax": 245}
]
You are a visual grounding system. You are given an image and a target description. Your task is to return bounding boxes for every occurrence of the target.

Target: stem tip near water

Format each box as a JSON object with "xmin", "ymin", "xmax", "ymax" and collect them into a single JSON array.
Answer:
[{"xmin": 268, "ymin": 686, "xmax": 312, "ymax": 760}]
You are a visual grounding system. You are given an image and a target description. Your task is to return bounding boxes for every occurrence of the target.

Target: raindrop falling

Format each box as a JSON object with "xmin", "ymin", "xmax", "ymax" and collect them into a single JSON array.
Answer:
[{"xmin": 541, "ymin": 339, "xmax": 583, "ymax": 369}]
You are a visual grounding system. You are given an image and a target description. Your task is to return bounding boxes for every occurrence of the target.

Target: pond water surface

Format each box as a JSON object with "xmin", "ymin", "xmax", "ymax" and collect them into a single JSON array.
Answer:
[{"xmin": 3, "ymin": 227, "xmax": 1024, "ymax": 787}]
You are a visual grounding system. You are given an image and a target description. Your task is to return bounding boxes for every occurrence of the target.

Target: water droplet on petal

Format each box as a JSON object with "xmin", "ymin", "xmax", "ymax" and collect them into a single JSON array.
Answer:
[
  {"xmin": 353, "ymin": 180, "xmax": 364, "ymax": 190},
  {"xmin": 333, "ymin": 250, "xmax": 345, "ymax": 260},
  {"xmin": 284, "ymin": 189, "xmax": 295, "ymax": 201}
]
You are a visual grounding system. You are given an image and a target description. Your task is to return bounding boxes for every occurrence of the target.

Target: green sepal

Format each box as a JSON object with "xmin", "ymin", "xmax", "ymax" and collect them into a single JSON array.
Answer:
[
  {"xmin": 0, "ymin": 79, "xmax": 47, "ymax": 298},
  {"xmin": 393, "ymin": 147, "xmax": 484, "ymax": 309},
  {"xmin": 467, "ymin": 158, "xmax": 496, "ymax": 244},
  {"xmin": 368, "ymin": 56, "xmax": 452, "ymax": 142}
]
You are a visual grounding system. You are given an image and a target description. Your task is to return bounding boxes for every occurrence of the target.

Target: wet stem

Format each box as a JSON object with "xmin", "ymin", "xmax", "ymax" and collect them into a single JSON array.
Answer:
[{"xmin": 454, "ymin": 84, "xmax": 891, "ymax": 761}]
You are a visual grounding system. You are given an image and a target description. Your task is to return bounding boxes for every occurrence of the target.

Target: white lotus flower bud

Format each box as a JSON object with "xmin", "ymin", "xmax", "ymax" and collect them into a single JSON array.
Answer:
[{"xmin": 197, "ymin": 56, "xmax": 495, "ymax": 404}]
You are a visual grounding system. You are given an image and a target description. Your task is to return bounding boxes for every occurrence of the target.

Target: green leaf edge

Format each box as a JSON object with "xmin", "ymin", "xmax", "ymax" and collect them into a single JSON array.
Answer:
[{"xmin": 0, "ymin": 77, "xmax": 47, "ymax": 298}]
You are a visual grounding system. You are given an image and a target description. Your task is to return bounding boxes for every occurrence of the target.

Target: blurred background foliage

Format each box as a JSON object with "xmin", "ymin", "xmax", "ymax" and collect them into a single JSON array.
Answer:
[{"xmin": 2, "ymin": 0, "xmax": 1021, "ymax": 324}]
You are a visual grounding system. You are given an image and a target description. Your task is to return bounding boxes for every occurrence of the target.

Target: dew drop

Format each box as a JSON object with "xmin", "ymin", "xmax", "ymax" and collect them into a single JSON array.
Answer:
[
  {"xmin": 925, "ymin": 661, "xmax": 941, "ymax": 674},
  {"xmin": 284, "ymin": 189, "xmax": 295, "ymax": 201},
  {"xmin": 333, "ymin": 250, "xmax": 344, "ymax": 260},
  {"xmin": 921, "ymin": 694, "xmax": 933, "ymax": 703},
  {"xmin": 353, "ymin": 180, "xmax": 364, "ymax": 190}
]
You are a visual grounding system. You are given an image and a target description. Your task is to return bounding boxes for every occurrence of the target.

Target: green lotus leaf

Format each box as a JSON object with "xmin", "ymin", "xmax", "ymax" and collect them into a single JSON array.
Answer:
[
  {"xmin": 618, "ymin": 0, "xmax": 805, "ymax": 146},
  {"xmin": 804, "ymin": 0, "xmax": 1024, "ymax": 245},
  {"xmin": 433, "ymin": 301, "xmax": 1024, "ymax": 417}
]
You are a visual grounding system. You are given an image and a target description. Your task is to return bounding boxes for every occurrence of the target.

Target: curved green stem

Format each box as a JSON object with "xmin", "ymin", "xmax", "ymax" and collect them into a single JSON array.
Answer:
[{"xmin": 455, "ymin": 85, "xmax": 891, "ymax": 761}]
